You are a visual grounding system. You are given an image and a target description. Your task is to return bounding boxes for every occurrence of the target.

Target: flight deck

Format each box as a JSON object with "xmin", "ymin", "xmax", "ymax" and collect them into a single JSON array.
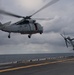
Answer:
[{"xmin": 0, "ymin": 56, "xmax": 74, "ymax": 75}]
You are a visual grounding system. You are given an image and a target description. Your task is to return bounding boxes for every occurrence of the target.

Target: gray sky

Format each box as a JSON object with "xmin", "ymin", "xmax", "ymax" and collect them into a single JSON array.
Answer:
[{"xmin": 0, "ymin": 0, "xmax": 74, "ymax": 54}]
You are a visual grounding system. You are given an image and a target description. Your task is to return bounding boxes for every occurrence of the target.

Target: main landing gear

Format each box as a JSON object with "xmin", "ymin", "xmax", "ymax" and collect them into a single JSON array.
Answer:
[
  {"xmin": 8, "ymin": 33, "xmax": 32, "ymax": 38},
  {"xmin": 40, "ymin": 32, "xmax": 42, "ymax": 34},
  {"xmin": 8, "ymin": 33, "xmax": 11, "ymax": 38},
  {"xmin": 28, "ymin": 34, "xmax": 32, "ymax": 38}
]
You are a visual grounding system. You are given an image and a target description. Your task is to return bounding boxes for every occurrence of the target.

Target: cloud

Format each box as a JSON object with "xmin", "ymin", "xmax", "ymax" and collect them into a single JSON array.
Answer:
[
  {"xmin": 0, "ymin": 0, "xmax": 74, "ymax": 54},
  {"xmin": 16, "ymin": 0, "xmax": 43, "ymax": 10}
]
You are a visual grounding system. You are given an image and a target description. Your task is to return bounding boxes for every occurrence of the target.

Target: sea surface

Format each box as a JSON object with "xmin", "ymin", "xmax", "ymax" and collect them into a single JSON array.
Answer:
[{"xmin": 0, "ymin": 53, "xmax": 74, "ymax": 63}]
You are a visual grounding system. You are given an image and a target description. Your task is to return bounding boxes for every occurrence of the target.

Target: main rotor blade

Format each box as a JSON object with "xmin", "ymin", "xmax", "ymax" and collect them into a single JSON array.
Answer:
[
  {"xmin": 30, "ymin": 0, "xmax": 59, "ymax": 17},
  {"xmin": 0, "ymin": 10, "xmax": 24, "ymax": 18},
  {"xmin": 60, "ymin": 34, "xmax": 65, "ymax": 38},
  {"xmin": 60, "ymin": 34, "xmax": 70, "ymax": 44},
  {"xmin": 71, "ymin": 38, "xmax": 74, "ymax": 40},
  {"xmin": 65, "ymin": 39, "xmax": 68, "ymax": 48},
  {"xmin": 33, "ymin": 18, "xmax": 53, "ymax": 20},
  {"xmin": 60, "ymin": 33, "xmax": 69, "ymax": 47}
]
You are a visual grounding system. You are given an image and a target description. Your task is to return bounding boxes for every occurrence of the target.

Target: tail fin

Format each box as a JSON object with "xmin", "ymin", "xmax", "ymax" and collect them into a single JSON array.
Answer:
[
  {"xmin": 0, "ymin": 22, "xmax": 3, "ymax": 29},
  {"xmin": 0, "ymin": 22, "xmax": 2, "ymax": 25},
  {"xmin": 3, "ymin": 21, "xmax": 11, "ymax": 26},
  {"xmin": 0, "ymin": 21, "xmax": 11, "ymax": 29}
]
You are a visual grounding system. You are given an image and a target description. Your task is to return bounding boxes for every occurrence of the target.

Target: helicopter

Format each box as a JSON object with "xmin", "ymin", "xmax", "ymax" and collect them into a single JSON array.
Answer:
[
  {"xmin": 60, "ymin": 34, "xmax": 74, "ymax": 50},
  {"xmin": 0, "ymin": 0, "xmax": 59, "ymax": 38}
]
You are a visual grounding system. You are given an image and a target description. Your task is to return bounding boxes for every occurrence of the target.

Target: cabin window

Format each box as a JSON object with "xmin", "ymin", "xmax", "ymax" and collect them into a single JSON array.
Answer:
[{"xmin": 34, "ymin": 23, "xmax": 38, "ymax": 30}]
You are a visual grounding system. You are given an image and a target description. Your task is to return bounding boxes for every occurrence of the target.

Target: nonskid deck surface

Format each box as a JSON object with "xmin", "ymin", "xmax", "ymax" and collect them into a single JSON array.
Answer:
[{"xmin": 0, "ymin": 56, "xmax": 74, "ymax": 75}]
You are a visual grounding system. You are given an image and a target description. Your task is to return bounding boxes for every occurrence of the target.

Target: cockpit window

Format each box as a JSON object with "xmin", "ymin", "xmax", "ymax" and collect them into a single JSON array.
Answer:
[
  {"xmin": 17, "ymin": 20, "xmax": 29, "ymax": 25},
  {"xmin": 15, "ymin": 20, "xmax": 29, "ymax": 25}
]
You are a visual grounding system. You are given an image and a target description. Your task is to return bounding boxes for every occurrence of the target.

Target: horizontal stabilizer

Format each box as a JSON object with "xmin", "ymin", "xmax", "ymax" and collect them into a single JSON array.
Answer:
[
  {"xmin": 3, "ymin": 21, "xmax": 11, "ymax": 26},
  {"xmin": 0, "ymin": 21, "xmax": 11, "ymax": 29}
]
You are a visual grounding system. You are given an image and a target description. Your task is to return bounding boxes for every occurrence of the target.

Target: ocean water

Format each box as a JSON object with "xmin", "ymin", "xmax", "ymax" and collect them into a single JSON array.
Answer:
[{"xmin": 0, "ymin": 53, "xmax": 74, "ymax": 63}]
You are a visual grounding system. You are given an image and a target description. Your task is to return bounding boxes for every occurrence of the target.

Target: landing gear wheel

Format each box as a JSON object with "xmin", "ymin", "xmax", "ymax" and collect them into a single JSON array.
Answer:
[
  {"xmin": 28, "ymin": 34, "xmax": 31, "ymax": 38},
  {"xmin": 8, "ymin": 33, "xmax": 11, "ymax": 38},
  {"xmin": 8, "ymin": 35, "xmax": 10, "ymax": 38},
  {"xmin": 40, "ymin": 32, "xmax": 42, "ymax": 34}
]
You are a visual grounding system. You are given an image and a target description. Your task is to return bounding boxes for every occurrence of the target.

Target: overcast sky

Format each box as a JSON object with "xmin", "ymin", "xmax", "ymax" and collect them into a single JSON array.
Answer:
[{"xmin": 0, "ymin": 0, "xmax": 74, "ymax": 54}]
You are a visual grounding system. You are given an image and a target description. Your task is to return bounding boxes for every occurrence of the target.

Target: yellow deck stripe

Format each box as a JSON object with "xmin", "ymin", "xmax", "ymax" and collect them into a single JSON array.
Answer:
[{"xmin": 0, "ymin": 58, "xmax": 74, "ymax": 73}]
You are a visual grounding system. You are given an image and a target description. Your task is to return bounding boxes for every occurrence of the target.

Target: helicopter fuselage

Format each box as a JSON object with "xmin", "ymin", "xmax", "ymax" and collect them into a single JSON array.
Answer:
[
  {"xmin": 0, "ymin": 19, "xmax": 43, "ymax": 38},
  {"xmin": 0, "ymin": 0, "xmax": 59, "ymax": 38},
  {"xmin": 1, "ymin": 22, "xmax": 43, "ymax": 35}
]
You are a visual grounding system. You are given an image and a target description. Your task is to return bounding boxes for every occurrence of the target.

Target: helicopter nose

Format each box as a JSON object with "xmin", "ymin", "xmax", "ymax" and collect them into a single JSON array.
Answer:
[{"xmin": 41, "ymin": 26, "xmax": 43, "ymax": 32}]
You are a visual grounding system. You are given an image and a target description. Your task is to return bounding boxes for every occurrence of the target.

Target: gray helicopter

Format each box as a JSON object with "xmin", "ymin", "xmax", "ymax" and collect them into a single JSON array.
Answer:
[
  {"xmin": 60, "ymin": 34, "xmax": 74, "ymax": 50},
  {"xmin": 0, "ymin": 0, "xmax": 59, "ymax": 38}
]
